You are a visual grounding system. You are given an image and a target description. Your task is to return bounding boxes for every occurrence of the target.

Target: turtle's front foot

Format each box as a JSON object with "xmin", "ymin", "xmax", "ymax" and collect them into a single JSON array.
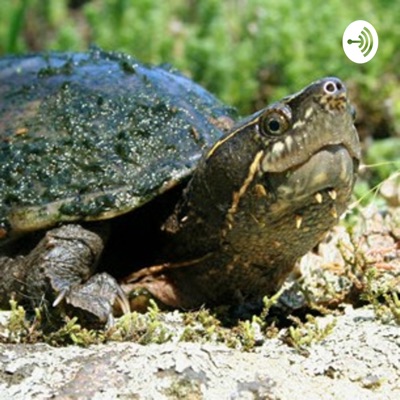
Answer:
[
  {"xmin": 55, "ymin": 272, "xmax": 130, "ymax": 326},
  {"xmin": 1, "ymin": 224, "xmax": 129, "ymax": 325}
]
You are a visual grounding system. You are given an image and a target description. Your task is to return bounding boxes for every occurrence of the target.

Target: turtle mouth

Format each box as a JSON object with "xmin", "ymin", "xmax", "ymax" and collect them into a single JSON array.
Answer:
[
  {"xmin": 272, "ymin": 144, "xmax": 358, "ymax": 204},
  {"xmin": 260, "ymin": 120, "xmax": 361, "ymax": 175}
]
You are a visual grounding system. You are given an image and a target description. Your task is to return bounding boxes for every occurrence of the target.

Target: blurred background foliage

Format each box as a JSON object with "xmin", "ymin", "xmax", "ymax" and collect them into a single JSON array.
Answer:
[{"xmin": 0, "ymin": 0, "xmax": 399, "ymax": 202}]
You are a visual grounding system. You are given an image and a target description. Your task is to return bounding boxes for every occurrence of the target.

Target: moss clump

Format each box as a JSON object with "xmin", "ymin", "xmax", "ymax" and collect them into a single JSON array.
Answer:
[{"xmin": 285, "ymin": 314, "xmax": 337, "ymax": 352}]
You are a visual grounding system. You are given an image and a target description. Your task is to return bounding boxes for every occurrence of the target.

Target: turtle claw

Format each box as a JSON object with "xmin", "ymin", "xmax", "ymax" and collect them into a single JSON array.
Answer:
[
  {"xmin": 51, "ymin": 276, "xmax": 130, "ymax": 326},
  {"xmin": 63, "ymin": 272, "xmax": 130, "ymax": 324},
  {"xmin": 20, "ymin": 225, "xmax": 126, "ymax": 325},
  {"xmin": 116, "ymin": 284, "xmax": 131, "ymax": 315},
  {"xmin": 106, "ymin": 312, "xmax": 115, "ymax": 329},
  {"xmin": 52, "ymin": 288, "xmax": 68, "ymax": 307}
]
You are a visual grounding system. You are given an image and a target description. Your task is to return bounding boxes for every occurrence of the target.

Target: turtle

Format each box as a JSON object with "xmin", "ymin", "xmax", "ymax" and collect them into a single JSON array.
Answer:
[{"xmin": 0, "ymin": 48, "xmax": 360, "ymax": 324}]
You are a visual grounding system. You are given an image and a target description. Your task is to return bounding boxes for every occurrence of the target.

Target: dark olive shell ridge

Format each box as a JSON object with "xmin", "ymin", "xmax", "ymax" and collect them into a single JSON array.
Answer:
[{"xmin": 0, "ymin": 48, "xmax": 236, "ymax": 236}]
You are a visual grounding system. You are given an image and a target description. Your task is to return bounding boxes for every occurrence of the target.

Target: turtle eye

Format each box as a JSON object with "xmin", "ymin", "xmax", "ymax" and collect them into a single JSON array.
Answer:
[{"xmin": 260, "ymin": 110, "xmax": 290, "ymax": 136}]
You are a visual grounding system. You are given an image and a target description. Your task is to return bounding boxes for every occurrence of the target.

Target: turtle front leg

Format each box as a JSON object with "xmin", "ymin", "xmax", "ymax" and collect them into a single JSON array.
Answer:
[
  {"xmin": 0, "ymin": 224, "xmax": 129, "ymax": 325},
  {"xmin": 0, "ymin": 255, "xmax": 28, "ymax": 309}
]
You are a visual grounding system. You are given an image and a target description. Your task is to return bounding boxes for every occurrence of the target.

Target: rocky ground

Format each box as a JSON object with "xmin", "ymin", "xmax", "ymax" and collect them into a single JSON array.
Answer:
[
  {"xmin": 0, "ymin": 204, "xmax": 399, "ymax": 399},
  {"xmin": 0, "ymin": 305, "xmax": 399, "ymax": 399}
]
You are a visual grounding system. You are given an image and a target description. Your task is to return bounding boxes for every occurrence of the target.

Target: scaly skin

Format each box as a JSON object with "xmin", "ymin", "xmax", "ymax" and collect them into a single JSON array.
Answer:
[{"xmin": 123, "ymin": 77, "xmax": 360, "ymax": 309}]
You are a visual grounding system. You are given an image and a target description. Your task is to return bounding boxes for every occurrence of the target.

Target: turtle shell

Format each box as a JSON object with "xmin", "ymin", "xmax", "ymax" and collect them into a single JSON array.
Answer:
[{"xmin": 0, "ymin": 49, "xmax": 236, "ymax": 239}]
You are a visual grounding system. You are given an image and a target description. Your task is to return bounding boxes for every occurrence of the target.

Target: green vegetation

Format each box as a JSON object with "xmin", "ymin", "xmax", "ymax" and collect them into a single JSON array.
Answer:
[
  {"xmin": 0, "ymin": 294, "xmax": 282, "ymax": 350},
  {"xmin": 286, "ymin": 314, "xmax": 337, "ymax": 351},
  {"xmin": 1, "ymin": 0, "xmax": 399, "ymax": 128},
  {"xmin": 361, "ymin": 268, "xmax": 400, "ymax": 324}
]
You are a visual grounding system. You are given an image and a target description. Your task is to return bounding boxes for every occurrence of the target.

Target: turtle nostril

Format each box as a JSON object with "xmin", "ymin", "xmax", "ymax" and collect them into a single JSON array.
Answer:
[
  {"xmin": 323, "ymin": 79, "xmax": 344, "ymax": 95},
  {"xmin": 324, "ymin": 81, "xmax": 337, "ymax": 94}
]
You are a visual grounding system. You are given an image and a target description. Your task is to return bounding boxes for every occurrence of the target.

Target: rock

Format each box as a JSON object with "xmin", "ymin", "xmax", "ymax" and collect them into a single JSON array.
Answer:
[{"xmin": 0, "ymin": 305, "xmax": 399, "ymax": 399}]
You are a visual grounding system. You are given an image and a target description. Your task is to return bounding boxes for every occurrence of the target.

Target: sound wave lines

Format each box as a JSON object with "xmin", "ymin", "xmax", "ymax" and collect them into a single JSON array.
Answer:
[{"xmin": 347, "ymin": 26, "xmax": 373, "ymax": 57}]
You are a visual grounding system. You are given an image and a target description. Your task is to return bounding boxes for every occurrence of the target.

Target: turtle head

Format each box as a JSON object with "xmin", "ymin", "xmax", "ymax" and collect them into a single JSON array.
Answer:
[
  {"xmin": 258, "ymin": 77, "xmax": 360, "ymax": 173},
  {"xmin": 247, "ymin": 77, "xmax": 361, "ymax": 212},
  {"xmin": 189, "ymin": 77, "xmax": 361, "ymax": 253},
  {"xmin": 129, "ymin": 78, "xmax": 362, "ymax": 309},
  {"xmin": 204, "ymin": 77, "xmax": 360, "ymax": 209}
]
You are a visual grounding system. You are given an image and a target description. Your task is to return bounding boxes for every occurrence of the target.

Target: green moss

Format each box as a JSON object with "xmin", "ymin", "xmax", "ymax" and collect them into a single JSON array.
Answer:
[
  {"xmin": 45, "ymin": 317, "xmax": 105, "ymax": 347},
  {"xmin": 361, "ymin": 268, "xmax": 400, "ymax": 325},
  {"xmin": 286, "ymin": 314, "xmax": 337, "ymax": 351},
  {"xmin": 2, "ymin": 299, "xmax": 42, "ymax": 344},
  {"xmin": 109, "ymin": 300, "xmax": 174, "ymax": 345},
  {"xmin": 180, "ymin": 308, "xmax": 223, "ymax": 343},
  {"xmin": 165, "ymin": 378, "xmax": 202, "ymax": 400}
]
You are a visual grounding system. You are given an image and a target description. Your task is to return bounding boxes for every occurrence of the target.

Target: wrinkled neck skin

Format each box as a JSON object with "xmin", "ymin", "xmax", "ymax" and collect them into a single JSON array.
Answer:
[
  {"xmin": 162, "ymin": 123, "xmax": 261, "ymax": 259},
  {"xmin": 157, "ymin": 115, "xmax": 358, "ymax": 307},
  {"xmin": 164, "ymin": 121, "xmax": 356, "ymax": 267},
  {"xmin": 126, "ymin": 77, "xmax": 360, "ymax": 308}
]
